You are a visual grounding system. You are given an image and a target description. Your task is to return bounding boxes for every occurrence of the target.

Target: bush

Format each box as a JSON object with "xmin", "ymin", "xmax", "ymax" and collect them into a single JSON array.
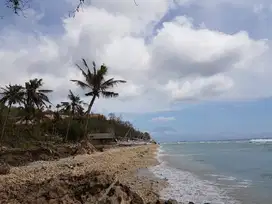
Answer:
[
  {"xmin": 0, "ymin": 106, "xmax": 152, "ymax": 148},
  {"xmin": 54, "ymin": 119, "xmax": 84, "ymax": 142}
]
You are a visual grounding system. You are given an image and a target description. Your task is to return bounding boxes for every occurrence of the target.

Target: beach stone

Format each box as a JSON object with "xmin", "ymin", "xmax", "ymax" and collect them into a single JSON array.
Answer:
[
  {"xmin": 0, "ymin": 160, "xmax": 10, "ymax": 175},
  {"xmin": 165, "ymin": 199, "xmax": 179, "ymax": 204},
  {"xmin": 36, "ymin": 197, "xmax": 47, "ymax": 204}
]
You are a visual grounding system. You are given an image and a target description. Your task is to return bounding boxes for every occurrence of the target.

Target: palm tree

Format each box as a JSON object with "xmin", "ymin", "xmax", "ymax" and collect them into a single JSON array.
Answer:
[
  {"xmin": 24, "ymin": 78, "xmax": 53, "ymax": 120},
  {"xmin": 56, "ymin": 104, "xmax": 61, "ymax": 112},
  {"xmin": 0, "ymin": 84, "xmax": 25, "ymax": 141},
  {"xmin": 61, "ymin": 90, "xmax": 86, "ymax": 116},
  {"xmin": 60, "ymin": 90, "xmax": 86, "ymax": 141},
  {"xmin": 71, "ymin": 59, "xmax": 126, "ymax": 137}
]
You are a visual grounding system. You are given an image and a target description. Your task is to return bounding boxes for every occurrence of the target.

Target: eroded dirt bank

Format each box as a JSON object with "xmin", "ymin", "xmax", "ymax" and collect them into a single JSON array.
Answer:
[{"xmin": 0, "ymin": 145, "xmax": 170, "ymax": 204}]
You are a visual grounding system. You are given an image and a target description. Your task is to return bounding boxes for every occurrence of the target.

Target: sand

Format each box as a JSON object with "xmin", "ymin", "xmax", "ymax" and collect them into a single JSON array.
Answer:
[{"xmin": 0, "ymin": 144, "xmax": 167, "ymax": 203}]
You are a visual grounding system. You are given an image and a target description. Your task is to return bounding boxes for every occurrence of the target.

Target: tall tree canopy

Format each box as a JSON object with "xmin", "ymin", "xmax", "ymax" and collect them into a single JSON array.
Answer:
[
  {"xmin": 60, "ymin": 90, "xmax": 86, "ymax": 116},
  {"xmin": 71, "ymin": 59, "xmax": 126, "ymax": 114}
]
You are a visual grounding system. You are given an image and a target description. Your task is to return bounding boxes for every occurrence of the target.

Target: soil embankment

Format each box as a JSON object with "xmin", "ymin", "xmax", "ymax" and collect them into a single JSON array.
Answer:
[{"xmin": 0, "ymin": 145, "xmax": 172, "ymax": 204}]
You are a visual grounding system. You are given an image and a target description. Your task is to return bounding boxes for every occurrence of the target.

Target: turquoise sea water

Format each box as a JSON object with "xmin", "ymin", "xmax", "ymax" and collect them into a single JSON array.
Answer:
[{"xmin": 149, "ymin": 139, "xmax": 272, "ymax": 204}]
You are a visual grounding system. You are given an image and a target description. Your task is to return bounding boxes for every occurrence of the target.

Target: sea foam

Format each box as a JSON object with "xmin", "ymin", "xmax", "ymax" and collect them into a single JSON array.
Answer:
[
  {"xmin": 249, "ymin": 139, "xmax": 272, "ymax": 144},
  {"xmin": 150, "ymin": 146, "xmax": 240, "ymax": 204}
]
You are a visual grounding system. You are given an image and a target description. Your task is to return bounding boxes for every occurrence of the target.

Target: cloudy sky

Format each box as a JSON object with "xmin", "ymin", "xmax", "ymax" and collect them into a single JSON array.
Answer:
[{"xmin": 1, "ymin": 0, "xmax": 272, "ymax": 142}]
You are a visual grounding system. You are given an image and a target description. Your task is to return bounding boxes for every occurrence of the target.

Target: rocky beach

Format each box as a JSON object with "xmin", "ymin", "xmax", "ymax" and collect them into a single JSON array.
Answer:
[{"xmin": 0, "ymin": 144, "xmax": 182, "ymax": 204}]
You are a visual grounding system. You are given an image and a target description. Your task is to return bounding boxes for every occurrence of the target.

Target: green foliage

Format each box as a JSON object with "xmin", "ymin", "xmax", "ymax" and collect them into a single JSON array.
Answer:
[
  {"xmin": 60, "ymin": 90, "xmax": 85, "ymax": 116},
  {"xmin": 0, "ymin": 60, "xmax": 152, "ymax": 148},
  {"xmin": 24, "ymin": 78, "xmax": 53, "ymax": 112},
  {"xmin": 71, "ymin": 59, "xmax": 126, "ymax": 114},
  {"xmin": 0, "ymin": 84, "xmax": 25, "ymax": 106},
  {"xmin": 0, "ymin": 108, "xmax": 151, "ymax": 147},
  {"xmin": 52, "ymin": 119, "xmax": 84, "ymax": 142}
]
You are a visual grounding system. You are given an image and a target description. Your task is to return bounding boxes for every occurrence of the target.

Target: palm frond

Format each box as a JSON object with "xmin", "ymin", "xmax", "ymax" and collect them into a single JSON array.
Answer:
[
  {"xmin": 85, "ymin": 91, "xmax": 94, "ymax": 96},
  {"xmin": 0, "ymin": 96, "xmax": 8, "ymax": 104},
  {"xmin": 61, "ymin": 102, "xmax": 69, "ymax": 106},
  {"xmin": 101, "ymin": 91, "xmax": 119, "ymax": 98},
  {"xmin": 70, "ymin": 80, "xmax": 90, "ymax": 89},
  {"xmin": 38, "ymin": 89, "xmax": 53, "ymax": 93},
  {"xmin": 75, "ymin": 63, "xmax": 88, "ymax": 79},
  {"xmin": 68, "ymin": 90, "xmax": 76, "ymax": 100},
  {"xmin": 92, "ymin": 61, "xmax": 97, "ymax": 75},
  {"xmin": 60, "ymin": 101, "xmax": 71, "ymax": 112},
  {"xmin": 82, "ymin": 58, "xmax": 90, "ymax": 69},
  {"xmin": 101, "ymin": 78, "xmax": 126, "ymax": 90},
  {"xmin": 68, "ymin": 89, "xmax": 73, "ymax": 96}
]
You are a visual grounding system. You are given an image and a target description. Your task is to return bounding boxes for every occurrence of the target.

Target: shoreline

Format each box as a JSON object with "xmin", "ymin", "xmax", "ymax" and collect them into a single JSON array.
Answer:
[{"xmin": 0, "ymin": 144, "xmax": 170, "ymax": 203}]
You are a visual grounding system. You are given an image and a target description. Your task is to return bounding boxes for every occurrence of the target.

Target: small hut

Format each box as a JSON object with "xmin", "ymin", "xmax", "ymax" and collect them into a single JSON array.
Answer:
[{"xmin": 88, "ymin": 130, "xmax": 116, "ymax": 146}]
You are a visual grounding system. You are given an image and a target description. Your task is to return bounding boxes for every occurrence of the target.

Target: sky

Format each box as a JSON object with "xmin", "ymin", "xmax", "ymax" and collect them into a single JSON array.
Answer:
[{"xmin": 1, "ymin": 0, "xmax": 272, "ymax": 142}]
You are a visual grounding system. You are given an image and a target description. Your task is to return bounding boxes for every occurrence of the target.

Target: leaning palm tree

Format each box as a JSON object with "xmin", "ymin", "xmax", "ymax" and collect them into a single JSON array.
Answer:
[
  {"xmin": 0, "ymin": 84, "xmax": 25, "ymax": 141},
  {"xmin": 60, "ymin": 90, "xmax": 86, "ymax": 141},
  {"xmin": 24, "ymin": 78, "xmax": 53, "ymax": 121},
  {"xmin": 71, "ymin": 59, "xmax": 126, "ymax": 137}
]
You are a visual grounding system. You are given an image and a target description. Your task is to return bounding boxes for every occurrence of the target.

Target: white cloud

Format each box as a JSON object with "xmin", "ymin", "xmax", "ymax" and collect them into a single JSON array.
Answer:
[
  {"xmin": 253, "ymin": 4, "xmax": 264, "ymax": 14},
  {"xmin": 151, "ymin": 116, "xmax": 176, "ymax": 122},
  {"xmin": 150, "ymin": 16, "xmax": 267, "ymax": 80},
  {"xmin": 90, "ymin": 0, "xmax": 169, "ymax": 35},
  {"xmin": 165, "ymin": 75, "xmax": 234, "ymax": 101},
  {"xmin": 151, "ymin": 126, "xmax": 177, "ymax": 135},
  {"xmin": 173, "ymin": 0, "xmax": 272, "ymax": 8},
  {"xmin": 0, "ymin": 1, "xmax": 272, "ymax": 113}
]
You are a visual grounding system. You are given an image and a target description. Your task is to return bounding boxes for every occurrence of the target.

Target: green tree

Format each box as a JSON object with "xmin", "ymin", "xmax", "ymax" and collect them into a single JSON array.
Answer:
[
  {"xmin": 60, "ymin": 90, "xmax": 86, "ymax": 116},
  {"xmin": 71, "ymin": 59, "xmax": 126, "ymax": 137},
  {"xmin": 60, "ymin": 90, "xmax": 86, "ymax": 141},
  {"xmin": 0, "ymin": 84, "xmax": 25, "ymax": 141},
  {"xmin": 24, "ymin": 78, "xmax": 53, "ymax": 120}
]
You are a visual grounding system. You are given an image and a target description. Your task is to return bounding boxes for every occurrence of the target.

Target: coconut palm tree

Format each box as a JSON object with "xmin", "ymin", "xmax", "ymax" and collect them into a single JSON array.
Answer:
[
  {"xmin": 60, "ymin": 90, "xmax": 86, "ymax": 116},
  {"xmin": 60, "ymin": 90, "xmax": 86, "ymax": 141},
  {"xmin": 71, "ymin": 59, "xmax": 126, "ymax": 114},
  {"xmin": 71, "ymin": 59, "xmax": 126, "ymax": 137},
  {"xmin": 0, "ymin": 84, "xmax": 25, "ymax": 141},
  {"xmin": 24, "ymin": 78, "xmax": 53, "ymax": 120}
]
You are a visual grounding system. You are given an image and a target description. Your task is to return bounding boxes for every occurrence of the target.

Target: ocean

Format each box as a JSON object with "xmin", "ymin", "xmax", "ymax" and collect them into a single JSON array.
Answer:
[{"xmin": 149, "ymin": 139, "xmax": 272, "ymax": 204}]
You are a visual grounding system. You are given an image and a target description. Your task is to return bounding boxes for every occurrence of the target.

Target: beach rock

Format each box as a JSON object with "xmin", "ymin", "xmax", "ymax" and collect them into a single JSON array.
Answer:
[
  {"xmin": 153, "ymin": 199, "xmax": 165, "ymax": 204},
  {"xmin": 188, "ymin": 202, "xmax": 195, "ymax": 204},
  {"xmin": 165, "ymin": 199, "xmax": 179, "ymax": 204},
  {"xmin": 80, "ymin": 140, "xmax": 96, "ymax": 154},
  {"xmin": 73, "ymin": 140, "xmax": 97, "ymax": 155},
  {"xmin": 0, "ymin": 160, "xmax": 10, "ymax": 175},
  {"xmin": 0, "ymin": 171, "xmax": 147, "ymax": 204},
  {"xmin": 0, "ymin": 146, "xmax": 8, "ymax": 151},
  {"xmin": 154, "ymin": 199, "xmax": 179, "ymax": 204}
]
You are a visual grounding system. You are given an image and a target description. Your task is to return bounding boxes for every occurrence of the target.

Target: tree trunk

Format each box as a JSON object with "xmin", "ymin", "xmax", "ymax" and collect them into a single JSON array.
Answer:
[
  {"xmin": 1, "ymin": 104, "xmax": 11, "ymax": 142},
  {"xmin": 64, "ymin": 113, "xmax": 72, "ymax": 142},
  {"xmin": 86, "ymin": 95, "xmax": 96, "ymax": 115},
  {"xmin": 84, "ymin": 95, "xmax": 96, "ymax": 139}
]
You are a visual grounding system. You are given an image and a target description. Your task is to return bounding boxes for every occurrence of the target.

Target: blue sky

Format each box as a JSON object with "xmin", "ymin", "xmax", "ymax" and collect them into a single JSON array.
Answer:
[
  {"xmin": 1, "ymin": 0, "xmax": 272, "ymax": 142},
  {"xmin": 124, "ymin": 98, "xmax": 272, "ymax": 142}
]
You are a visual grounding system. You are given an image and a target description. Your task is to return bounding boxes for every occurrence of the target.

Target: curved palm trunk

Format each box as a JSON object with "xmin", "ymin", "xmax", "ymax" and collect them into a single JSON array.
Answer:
[
  {"xmin": 1, "ymin": 104, "xmax": 11, "ymax": 142},
  {"xmin": 84, "ymin": 95, "xmax": 96, "ymax": 139},
  {"xmin": 86, "ymin": 95, "xmax": 96, "ymax": 115}
]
